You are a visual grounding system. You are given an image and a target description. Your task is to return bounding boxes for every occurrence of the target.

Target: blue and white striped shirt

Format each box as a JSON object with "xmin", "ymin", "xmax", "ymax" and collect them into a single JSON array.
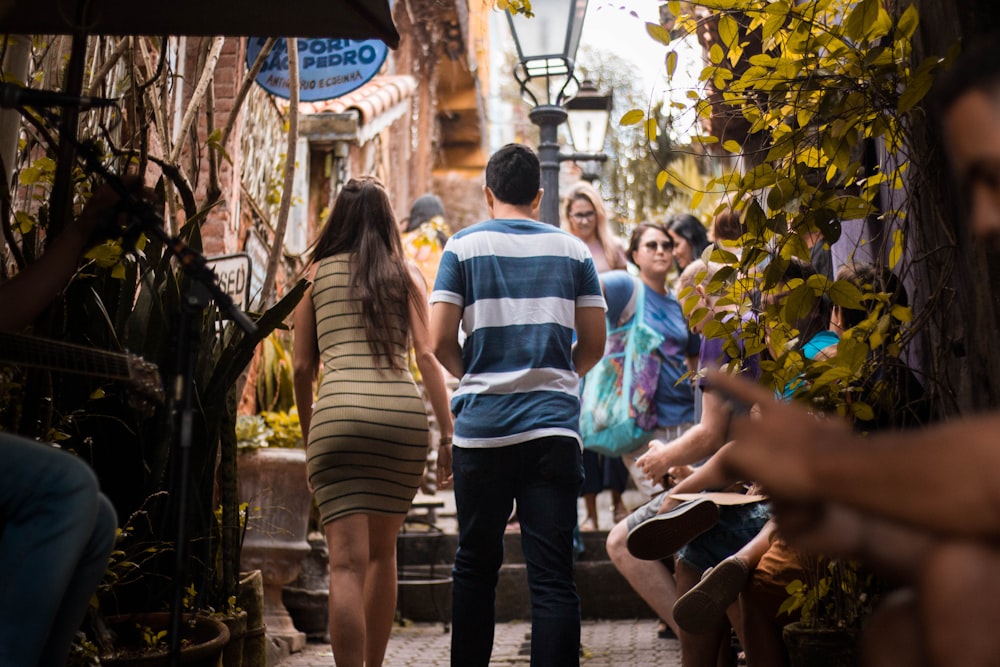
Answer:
[{"xmin": 430, "ymin": 218, "xmax": 606, "ymax": 448}]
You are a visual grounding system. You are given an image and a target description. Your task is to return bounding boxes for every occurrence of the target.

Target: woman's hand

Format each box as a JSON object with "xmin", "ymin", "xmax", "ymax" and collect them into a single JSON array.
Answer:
[{"xmin": 436, "ymin": 436, "xmax": 454, "ymax": 489}]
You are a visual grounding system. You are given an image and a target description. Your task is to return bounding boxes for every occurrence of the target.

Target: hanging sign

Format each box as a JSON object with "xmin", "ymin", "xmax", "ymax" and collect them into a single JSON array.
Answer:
[{"xmin": 247, "ymin": 37, "xmax": 388, "ymax": 102}]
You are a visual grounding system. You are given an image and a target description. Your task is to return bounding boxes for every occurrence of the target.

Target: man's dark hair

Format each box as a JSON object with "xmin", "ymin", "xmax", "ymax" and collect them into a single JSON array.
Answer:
[
  {"xmin": 935, "ymin": 34, "xmax": 1000, "ymax": 116},
  {"xmin": 485, "ymin": 144, "xmax": 540, "ymax": 207}
]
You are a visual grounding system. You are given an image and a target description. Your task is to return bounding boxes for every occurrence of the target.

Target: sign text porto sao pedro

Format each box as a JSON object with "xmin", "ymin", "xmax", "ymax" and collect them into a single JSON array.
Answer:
[{"xmin": 247, "ymin": 38, "xmax": 388, "ymax": 102}]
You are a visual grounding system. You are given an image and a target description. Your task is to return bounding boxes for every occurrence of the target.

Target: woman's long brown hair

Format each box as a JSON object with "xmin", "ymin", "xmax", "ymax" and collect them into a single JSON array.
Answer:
[{"xmin": 309, "ymin": 176, "xmax": 421, "ymax": 371}]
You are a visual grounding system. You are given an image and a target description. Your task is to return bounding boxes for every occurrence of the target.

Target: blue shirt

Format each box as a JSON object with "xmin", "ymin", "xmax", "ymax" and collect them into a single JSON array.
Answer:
[
  {"xmin": 430, "ymin": 218, "xmax": 606, "ymax": 448},
  {"xmin": 601, "ymin": 270, "xmax": 700, "ymax": 427}
]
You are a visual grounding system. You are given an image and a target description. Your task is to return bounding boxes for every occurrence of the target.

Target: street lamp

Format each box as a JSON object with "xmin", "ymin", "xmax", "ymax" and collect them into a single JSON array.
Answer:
[
  {"xmin": 505, "ymin": 0, "xmax": 609, "ymax": 226},
  {"xmin": 565, "ymin": 79, "xmax": 613, "ymax": 182}
]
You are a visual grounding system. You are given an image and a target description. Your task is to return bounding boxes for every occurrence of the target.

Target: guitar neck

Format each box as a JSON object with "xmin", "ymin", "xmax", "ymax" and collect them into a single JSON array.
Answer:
[{"xmin": 0, "ymin": 331, "xmax": 134, "ymax": 381}]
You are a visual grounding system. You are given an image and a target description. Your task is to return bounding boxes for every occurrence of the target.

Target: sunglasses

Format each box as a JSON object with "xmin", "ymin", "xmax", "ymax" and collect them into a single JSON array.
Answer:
[
  {"xmin": 570, "ymin": 211, "xmax": 596, "ymax": 221},
  {"xmin": 642, "ymin": 240, "xmax": 675, "ymax": 252}
]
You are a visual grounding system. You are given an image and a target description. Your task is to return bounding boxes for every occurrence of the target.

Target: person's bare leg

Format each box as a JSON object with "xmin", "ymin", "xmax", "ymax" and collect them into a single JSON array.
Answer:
[
  {"xmin": 919, "ymin": 540, "xmax": 1000, "ymax": 667},
  {"xmin": 675, "ymin": 558, "xmax": 732, "ymax": 667},
  {"xmin": 324, "ymin": 513, "xmax": 369, "ymax": 667},
  {"xmin": 861, "ymin": 588, "xmax": 928, "ymax": 667},
  {"xmin": 738, "ymin": 541, "xmax": 796, "ymax": 667},
  {"xmin": 606, "ymin": 518, "xmax": 681, "ymax": 636},
  {"xmin": 673, "ymin": 521, "xmax": 775, "ymax": 641},
  {"xmin": 582, "ymin": 492, "xmax": 599, "ymax": 530},
  {"xmin": 611, "ymin": 488, "xmax": 627, "ymax": 523},
  {"xmin": 364, "ymin": 513, "xmax": 408, "ymax": 667}
]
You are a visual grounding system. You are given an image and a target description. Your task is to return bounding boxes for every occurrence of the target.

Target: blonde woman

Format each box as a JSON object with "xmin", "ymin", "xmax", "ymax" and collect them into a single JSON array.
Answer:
[{"xmin": 563, "ymin": 181, "xmax": 627, "ymax": 273}]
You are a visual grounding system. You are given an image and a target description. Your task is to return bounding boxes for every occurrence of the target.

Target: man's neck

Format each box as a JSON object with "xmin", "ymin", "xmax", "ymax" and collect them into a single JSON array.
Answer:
[{"xmin": 491, "ymin": 202, "xmax": 537, "ymax": 221}]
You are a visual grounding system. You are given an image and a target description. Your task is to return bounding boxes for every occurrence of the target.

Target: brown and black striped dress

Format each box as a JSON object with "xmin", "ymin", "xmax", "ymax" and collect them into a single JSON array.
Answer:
[{"xmin": 306, "ymin": 254, "xmax": 429, "ymax": 525}]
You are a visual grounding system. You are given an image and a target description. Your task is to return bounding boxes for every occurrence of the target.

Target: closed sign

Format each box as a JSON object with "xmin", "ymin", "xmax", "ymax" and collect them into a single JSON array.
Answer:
[{"xmin": 207, "ymin": 253, "xmax": 253, "ymax": 311}]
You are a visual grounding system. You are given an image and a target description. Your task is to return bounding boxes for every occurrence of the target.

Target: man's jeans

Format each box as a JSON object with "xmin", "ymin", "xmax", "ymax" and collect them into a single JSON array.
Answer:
[
  {"xmin": 0, "ymin": 433, "xmax": 117, "ymax": 667},
  {"xmin": 451, "ymin": 436, "xmax": 583, "ymax": 667}
]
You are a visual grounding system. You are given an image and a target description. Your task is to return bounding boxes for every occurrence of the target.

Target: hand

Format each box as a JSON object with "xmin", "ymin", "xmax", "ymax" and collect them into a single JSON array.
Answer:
[
  {"xmin": 706, "ymin": 369, "xmax": 853, "ymax": 504},
  {"xmin": 666, "ymin": 464, "xmax": 694, "ymax": 486},
  {"xmin": 768, "ymin": 500, "xmax": 865, "ymax": 559},
  {"xmin": 635, "ymin": 439, "xmax": 672, "ymax": 482},
  {"xmin": 436, "ymin": 440, "xmax": 453, "ymax": 489}
]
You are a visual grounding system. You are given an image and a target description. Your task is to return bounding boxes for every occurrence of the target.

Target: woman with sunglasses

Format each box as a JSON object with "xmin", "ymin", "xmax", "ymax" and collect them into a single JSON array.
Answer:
[{"xmin": 602, "ymin": 221, "xmax": 702, "ymax": 639}]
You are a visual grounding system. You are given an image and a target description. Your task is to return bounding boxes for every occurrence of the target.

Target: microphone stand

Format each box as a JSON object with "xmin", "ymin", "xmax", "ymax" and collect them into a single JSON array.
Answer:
[{"xmin": 66, "ymin": 133, "xmax": 257, "ymax": 664}]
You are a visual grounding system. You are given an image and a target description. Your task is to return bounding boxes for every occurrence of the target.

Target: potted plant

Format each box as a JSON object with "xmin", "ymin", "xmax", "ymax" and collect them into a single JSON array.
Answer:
[{"xmin": 778, "ymin": 554, "xmax": 881, "ymax": 667}]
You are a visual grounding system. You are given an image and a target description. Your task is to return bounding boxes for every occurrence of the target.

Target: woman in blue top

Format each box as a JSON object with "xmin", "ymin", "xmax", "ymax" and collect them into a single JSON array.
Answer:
[{"xmin": 600, "ymin": 222, "xmax": 702, "ymax": 497}]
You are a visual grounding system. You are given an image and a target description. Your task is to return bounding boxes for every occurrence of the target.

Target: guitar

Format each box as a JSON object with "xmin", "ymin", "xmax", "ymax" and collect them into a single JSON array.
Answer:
[{"xmin": 0, "ymin": 331, "xmax": 165, "ymax": 416}]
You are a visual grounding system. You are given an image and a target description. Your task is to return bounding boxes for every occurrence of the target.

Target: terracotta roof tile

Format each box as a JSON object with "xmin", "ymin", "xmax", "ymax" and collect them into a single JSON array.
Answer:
[{"xmin": 295, "ymin": 75, "xmax": 417, "ymax": 124}]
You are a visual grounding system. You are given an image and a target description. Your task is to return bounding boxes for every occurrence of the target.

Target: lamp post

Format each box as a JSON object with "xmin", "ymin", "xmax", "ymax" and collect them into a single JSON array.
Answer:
[
  {"xmin": 505, "ymin": 0, "xmax": 610, "ymax": 226},
  {"xmin": 565, "ymin": 79, "xmax": 613, "ymax": 182}
]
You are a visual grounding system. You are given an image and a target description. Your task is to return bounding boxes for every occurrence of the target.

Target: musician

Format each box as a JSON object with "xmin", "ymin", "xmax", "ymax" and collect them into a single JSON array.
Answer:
[{"xmin": 0, "ymin": 184, "xmax": 124, "ymax": 667}]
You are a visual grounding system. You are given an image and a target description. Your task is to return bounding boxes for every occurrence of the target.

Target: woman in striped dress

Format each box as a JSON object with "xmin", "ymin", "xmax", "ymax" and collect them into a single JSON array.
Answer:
[{"xmin": 293, "ymin": 176, "xmax": 453, "ymax": 667}]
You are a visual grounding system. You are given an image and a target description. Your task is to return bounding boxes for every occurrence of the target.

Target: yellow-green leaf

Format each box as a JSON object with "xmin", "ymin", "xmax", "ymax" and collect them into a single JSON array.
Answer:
[
  {"xmin": 849, "ymin": 401, "xmax": 875, "ymax": 422},
  {"xmin": 763, "ymin": 10, "xmax": 787, "ymax": 41},
  {"xmin": 718, "ymin": 14, "xmax": 739, "ymax": 48},
  {"xmin": 844, "ymin": 0, "xmax": 878, "ymax": 42},
  {"xmin": 620, "ymin": 109, "xmax": 645, "ymax": 126},
  {"xmin": 14, "ymin": 211, "xmax": 34, "ymax": 233},
  {"xmin": 645, "ymin": 118, "xmax": 658, "ymax": 142},
  {"xmin": 690, "ymin": 190, "xmax": 705, "ymax": 210},
  {"xmin": 888, "ymin": 228, "xmax": 904, "ymax": 269},
  {"xmin": 19, "ymin": 166, "xmax": 40, "ymax": 185},
  {"xmin": 783, "ymin": 284, "xmax": 816, "ymax": 322},
  {"xmin": 646, "ymin": 22, "xmax": 672, "ymax": 46},
  {"xmin": 897, "ymin": 5, "xmax": 919, "ymax": 40},
  {"xmin": 891, "ymin": 304, "xmax": 912, "ymax": 323},
  {"xmin": 656, "ymin": 170, "xmax": 669, "ymax": 191},
  {"xmin": 898, "ymin": 71, "xmax": 933, "ymax": 114},
  {"xmin": 828, "ymin": 279, "xmax": 864, "ymax": 309},
  {"xmin": 666, "ymin": 50, "xmax": 678, "ymax": 78},
  {"xmin": 722, "ymin": 139, "xmax": 742, "ymax": 154},
  {"xmin": 709, "ymin": 43, "xmax": 724, "ymax": 65}
]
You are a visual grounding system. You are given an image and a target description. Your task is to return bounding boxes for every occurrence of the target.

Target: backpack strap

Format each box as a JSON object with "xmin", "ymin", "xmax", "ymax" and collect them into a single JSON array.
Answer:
[{"xmin": 617, "ymin": 275, "xmax": 643, "ymax": 328}]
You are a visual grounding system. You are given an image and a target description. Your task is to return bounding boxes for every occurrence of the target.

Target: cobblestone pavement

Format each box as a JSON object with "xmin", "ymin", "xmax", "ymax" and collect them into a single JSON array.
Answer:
[{"xmin": 278, "ymin": 619, "xmax": 681, "ymax": 667}]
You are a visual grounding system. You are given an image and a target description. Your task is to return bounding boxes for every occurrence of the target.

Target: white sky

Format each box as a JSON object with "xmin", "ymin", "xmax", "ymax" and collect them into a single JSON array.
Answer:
[
  {"xmin": 580, "ymin": 1, "xmax": 667, "ymax": 89},
  {"xmin": 487, "ymin": 1, "xmax": 703, "ymax": 149},
  {"xmin": 579, "ymin": 1, "xmax": 703, "ymax": 137}
]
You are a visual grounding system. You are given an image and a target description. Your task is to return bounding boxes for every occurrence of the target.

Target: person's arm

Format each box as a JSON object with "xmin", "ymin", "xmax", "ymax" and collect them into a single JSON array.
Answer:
[
  {"xmin": 636, "ymin": 387, "xmax": 732, "ymax": 479},
  {"xmin": 407, "ymin": 265, "xmax": 454, "ymax": 488},
  {"xmin": 708, "ymin": 369, "xmax": 1000, "ymax": 538},
  {"xmin": 1, "ymin": 183, "xmax": 125, "ymax": 332},
  {"xmin": 768, "ymin": 500, "xmax": 935, "ymax": 584},
  {"xmin": 573, "ymin": 306, "xmax": 606, "ymax": 376},
  {"xmin": 430, "ymin": 301, "xmax": 464, "ymax": 379},
  {"xmin": 653, "ymin": 440, "xmax": 744, "ymax": 513},
  {"xmin": 292, "ymin": 267, "xmax": 319, "ymax": 442}
]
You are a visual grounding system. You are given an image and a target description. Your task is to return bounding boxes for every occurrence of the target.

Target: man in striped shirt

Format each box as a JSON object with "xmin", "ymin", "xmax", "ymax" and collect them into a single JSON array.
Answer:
[{"xmin": 430, "ymin": 143, "xmax": 607, "ymax": 667}]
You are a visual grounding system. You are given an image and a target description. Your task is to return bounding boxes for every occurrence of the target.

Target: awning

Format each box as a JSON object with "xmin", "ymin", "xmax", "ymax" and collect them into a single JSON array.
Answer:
[{"xmin": 0, "ymin": 0, "xmax": 400, "ymax": 47}]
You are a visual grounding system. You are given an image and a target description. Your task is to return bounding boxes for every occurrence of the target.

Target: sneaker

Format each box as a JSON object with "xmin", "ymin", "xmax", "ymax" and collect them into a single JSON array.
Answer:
[
  {"xmin": 625, "ymin": 497, "xmax": 720, "ymax": 561},
  {"xmin": 672, "ymin": 556, "xmax": 750, "ymax": 634}
]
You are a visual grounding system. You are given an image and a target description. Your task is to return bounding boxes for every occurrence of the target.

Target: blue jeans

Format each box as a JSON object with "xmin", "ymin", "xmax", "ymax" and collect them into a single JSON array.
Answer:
[
  {"xmin": 677, "ymin": 502, "xmax": 771, "ymax": 574},
  {"xmin": 0, "ymin": 434, "xmax": 117, "ymax": 667},
  {"xmin": 451, "ymin": 436, "xmax": 583, "ymax": 667}
]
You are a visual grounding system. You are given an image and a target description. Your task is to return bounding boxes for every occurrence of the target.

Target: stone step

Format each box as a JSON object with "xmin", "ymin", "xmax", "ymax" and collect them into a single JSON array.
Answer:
[{"xmin": 285, "ymin": 524, "xmax": 657, "ymax": 635}]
